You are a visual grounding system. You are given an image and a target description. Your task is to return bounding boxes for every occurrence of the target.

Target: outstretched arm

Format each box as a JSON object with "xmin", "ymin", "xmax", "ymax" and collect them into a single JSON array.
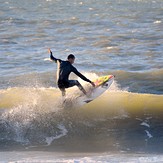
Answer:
[
  {"xmin": 48, "ymin": 49, "xmax": 60, "ymax": 63},
  {"xmin": 72, "ymin": 67, "xmax": 95, "ymax": 87}
]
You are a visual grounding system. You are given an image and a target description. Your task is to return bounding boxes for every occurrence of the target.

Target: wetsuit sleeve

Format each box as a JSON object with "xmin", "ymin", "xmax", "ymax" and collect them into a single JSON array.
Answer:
[
  {"xmin": 50, "ymin": 52, "xmax": 61, "ymax": 63},
  {"xmin": 72, "ymin": 67, "xmax": 91, "ymax": 83}
]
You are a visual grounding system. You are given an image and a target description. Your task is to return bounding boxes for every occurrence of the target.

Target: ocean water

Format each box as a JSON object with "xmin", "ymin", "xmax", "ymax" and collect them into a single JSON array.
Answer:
[{"xmin": 0, "ymin": 0, "xmax": 163, "ymax": 162}]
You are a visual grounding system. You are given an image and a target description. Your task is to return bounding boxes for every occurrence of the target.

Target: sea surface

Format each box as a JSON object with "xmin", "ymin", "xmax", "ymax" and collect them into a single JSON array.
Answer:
[{"xmin": 0, "ymin": 0, "xmax": 163, "ymax": 162}]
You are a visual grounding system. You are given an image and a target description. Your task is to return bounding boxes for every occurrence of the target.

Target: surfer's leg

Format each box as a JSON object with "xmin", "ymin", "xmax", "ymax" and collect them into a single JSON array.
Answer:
[
  {"xmin": 76, "ymin": 81, "xmax": 87, "ymax": 95},
  {"xmin": 58, "ymin": 81, "xmax": 66, "ymax": 97},
  {"xmin": 59, "ymin": 87, "xmax": 66, "ymax": 96},
  {"xmin": 68, "ymin": 80, "xmax": 87, "ymax": 95},
  {"xmin": 61, "ymin": 88, "xmax": 66, "ymax": 96}
]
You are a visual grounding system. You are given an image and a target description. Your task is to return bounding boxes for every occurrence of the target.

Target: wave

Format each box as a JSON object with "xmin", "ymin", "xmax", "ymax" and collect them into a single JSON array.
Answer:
[
  {"xmin": 0, "ymin": 85, "xmax": 163, "ymax": 152},
  {"xmin": 1, "ymin": 85, "xmax": 162, "ymax": 111},
  {"xmin": 81, "ymin": 90, "xmax": 163, "ymax": 117},
  {"xmin": 105, "ymin": 69, "xmax": 163, "ymax": 94},
  {"xmin": 0, "ymin": 87, "xmax": 61, "ymax": 109},
  {"xmin": 1, "ymin": 70, "xmax": 163, "ymax": 95}
]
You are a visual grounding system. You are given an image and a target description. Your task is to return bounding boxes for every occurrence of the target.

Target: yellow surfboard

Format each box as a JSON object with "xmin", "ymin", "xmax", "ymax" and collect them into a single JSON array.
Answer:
[
  {"xmin": 83, "ymin": 75, "xmax": 114, "ymax": 104},
  {"xmin": 93, "ymin": 75, "xmax": 114, "ymax": 88}
]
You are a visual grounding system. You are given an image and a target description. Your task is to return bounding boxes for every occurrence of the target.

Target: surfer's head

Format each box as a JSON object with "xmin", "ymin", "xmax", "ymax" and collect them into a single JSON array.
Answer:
[{"xmin": 67, "ymin": 54, "xmax": 75, "ymax": 64}]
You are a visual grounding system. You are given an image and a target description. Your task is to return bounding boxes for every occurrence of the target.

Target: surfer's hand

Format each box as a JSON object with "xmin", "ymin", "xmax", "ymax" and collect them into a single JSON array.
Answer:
[
  {"xmin": 48, "ymin": 48, "xmax": 52, "ymax": 54},
  {"xmin": 91, "ymin": 82, "xmax": 95, "ymax": 87}
]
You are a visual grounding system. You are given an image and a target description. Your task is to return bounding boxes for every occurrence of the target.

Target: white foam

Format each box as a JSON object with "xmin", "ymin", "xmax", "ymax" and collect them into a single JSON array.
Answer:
[
  {"xmin": 89, "ymin": 8, "xmax": 94, "ymax": 10},
  {"xmin": 145, "ymin": 130, "xmax": 153, "ymax": 139},
  {"xmin": 141, "ymin": 122, "xmax": 150, "ymax": 128},
  {"xmin": 45, "ymin": 124, "xmax": 68, "ymax": 146},
  {"xmin": 5, "ymin": 153, "xmax": 163, "ymax": 163},
  {"xmin": 136, "ymin": 118, "xmax": 151, "ymax": 128},
  {"xmin": 106, "ymin": 46, "xmax": 114, "ymax": 50},
  {"xmin": 43, "ymin": 58, "xmax": 51, "ymax": 61},
  {"xmin": 136, "ymin": 118, "xmax": 142, "ymax": 121},
  {"xmin": 154, "ymin": 20, "xmax": 161, "ymax": 24},
  {"xmin": 108, "ymin": 80, "xmax": 121, "ymax": 91}
]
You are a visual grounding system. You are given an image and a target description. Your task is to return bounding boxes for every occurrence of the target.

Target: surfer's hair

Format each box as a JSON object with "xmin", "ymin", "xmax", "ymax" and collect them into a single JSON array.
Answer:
[{"xmin": 67, "ymin": 54, "xmax": 75, "ymax": 60}]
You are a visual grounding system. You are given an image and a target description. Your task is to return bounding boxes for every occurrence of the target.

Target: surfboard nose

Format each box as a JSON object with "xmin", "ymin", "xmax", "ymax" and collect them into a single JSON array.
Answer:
[{"xmin": 108, "ymin": 75, "xmax": 114, "ymax": 79}]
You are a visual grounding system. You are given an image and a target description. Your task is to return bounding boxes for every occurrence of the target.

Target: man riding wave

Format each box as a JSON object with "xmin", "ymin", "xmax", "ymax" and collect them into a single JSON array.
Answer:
[{"xmin": 48, "ymin": 49, "xmax": 95, "ymax": 96}]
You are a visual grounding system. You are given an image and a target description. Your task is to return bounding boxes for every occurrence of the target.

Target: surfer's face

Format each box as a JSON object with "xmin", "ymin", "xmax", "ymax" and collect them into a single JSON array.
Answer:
[{"xmin": 68, "ymin": 58, "xmax": 75, "ymax": 64}]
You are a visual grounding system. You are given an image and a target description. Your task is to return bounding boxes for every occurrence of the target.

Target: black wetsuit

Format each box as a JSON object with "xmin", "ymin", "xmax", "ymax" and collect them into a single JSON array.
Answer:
[{"xmin": 50, "ymin": 53, "xmax": 91, "ymax": 95}]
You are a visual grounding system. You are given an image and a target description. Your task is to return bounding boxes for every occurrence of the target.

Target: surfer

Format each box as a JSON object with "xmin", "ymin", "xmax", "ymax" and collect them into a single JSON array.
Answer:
[{"xmin": 48, "ymin": 49, "xmax": 95, "ymax": 96}]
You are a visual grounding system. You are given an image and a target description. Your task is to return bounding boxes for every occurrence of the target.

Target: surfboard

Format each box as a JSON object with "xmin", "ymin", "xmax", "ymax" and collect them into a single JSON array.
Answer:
[
  {"xmin": 62, "ymin": 75, "xmax": 114, "ymax": 107},
  {"xmin": 93, "ymin": 75, "xmax": 114, "ymax": 88},
  {"xmin": 83, "ymin": 75, "xmax": 114, "ymax": 104}
]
